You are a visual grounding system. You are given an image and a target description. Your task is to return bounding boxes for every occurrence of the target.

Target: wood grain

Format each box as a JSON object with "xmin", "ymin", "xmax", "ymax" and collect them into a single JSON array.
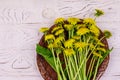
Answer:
[{"xmin": 0, "ymin": 0, "xmax": 119, "ymax": 80}]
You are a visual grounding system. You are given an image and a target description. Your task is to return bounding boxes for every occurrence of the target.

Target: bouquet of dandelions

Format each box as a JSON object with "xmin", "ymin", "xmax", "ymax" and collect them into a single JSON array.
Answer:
[{"xmin": 36, "ymin": 9, "xmax": 112, "ymax": 80}]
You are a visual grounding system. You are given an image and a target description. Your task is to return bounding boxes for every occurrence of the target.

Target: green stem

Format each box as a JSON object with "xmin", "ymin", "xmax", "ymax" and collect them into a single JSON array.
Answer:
[
  {"xmin": 84, "ymin": 47, "xmax": 88, "ymax": 80},
  {"xmin": 51, "ymin": 48, "xmax": 62, "ymax": 80},
  {"xmin": 64, "ymin": 54, "xmax": 71, "ymax": 80},
  {"xmin": 83, "ymin": 36, "xmax": 90, "ymax": 80},
  {"xmin": 51, "ymin": 48, "xmax": 57, "ymax": 69},
  {"xmin": 87, "ymin": 36, "xmax": 105, "ymax": 61},
  {"xmin": 82, "ymin": 55, "xmax": 86, "ymax": 80},
  {"xmin": 93, "ymin": 58, "xmax": 100, "ymax": 80},
  {"xmin": 88, "ymin": 57, "xmax": 95, "ymax": 80},
  {"xmin": 73, "ymin": 54, "xmax": 86, "ymax": 80},
  {"xmin": 71, "ymin": 29, "xmax": 74, "ymax": 38},
  {"xmin": 73, "ymin": 54, "xmax": 81, "ymax": 80},
  {"xmin": 86, "ymin": 37, "xmax": 105, "ymax": 80},
  {"xmin": 69, "ymin": 56, "xmax": 76, "ymax": 73},
  {"xmin": 87, "ymin": 56, "xmax": 94, "ymax": 77},
  {"xmin": 57, "ymin": 54, "xmax": 66, "ymax": 80},
  {"xmin": 67, "ymin": 56, "xmax": 74, "ymax": 79},
  {"xmin": 68, "ymin": 30, "xmax": 71, "ymax": 39}
]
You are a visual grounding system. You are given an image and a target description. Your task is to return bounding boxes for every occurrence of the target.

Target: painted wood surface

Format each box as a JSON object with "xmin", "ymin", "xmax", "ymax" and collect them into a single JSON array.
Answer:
[{"xmin": 0, "ymin": 0, "xmax": 120, "ymax": 80}]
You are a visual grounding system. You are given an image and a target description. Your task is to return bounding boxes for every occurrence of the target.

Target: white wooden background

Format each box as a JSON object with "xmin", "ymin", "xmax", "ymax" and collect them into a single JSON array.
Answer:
[{"xmin": 0, "ymin": 0, "xmax": 120, "ymax": 80}]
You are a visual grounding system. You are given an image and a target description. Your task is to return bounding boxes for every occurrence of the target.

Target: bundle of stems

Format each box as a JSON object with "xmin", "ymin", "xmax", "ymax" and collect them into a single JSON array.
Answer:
[{"xmin": 37, "ymin": 17, "xmax": 112, "ymax": 80}]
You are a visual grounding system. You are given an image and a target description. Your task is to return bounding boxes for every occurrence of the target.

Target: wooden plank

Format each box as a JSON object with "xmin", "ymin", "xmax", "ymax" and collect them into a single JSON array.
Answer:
[{"xmin": 0, "ymin": 0, "xmax": 119, "ymax": 80}]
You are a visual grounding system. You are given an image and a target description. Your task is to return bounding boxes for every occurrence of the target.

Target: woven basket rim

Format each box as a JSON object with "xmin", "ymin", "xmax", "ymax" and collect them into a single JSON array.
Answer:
[{"xmin": 37, "ymin": 20, "xmax": 110, "ymax": 80}]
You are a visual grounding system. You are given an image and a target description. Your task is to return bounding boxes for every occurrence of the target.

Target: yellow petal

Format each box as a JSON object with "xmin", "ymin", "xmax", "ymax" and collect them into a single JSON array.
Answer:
[
  {"xmin": 51, "ymin": 26, "xmax": 62, "ymax": 33},
  {"xmin": 72, "ymin": 36, "xmax": 80, "ymax": 40},
  {"xmin": 74, "ymin": 42, "xmax": 88, "ymax": 49},
  {"xmin": 55, "ymin": 29, "xmax": 64, "ymax": 36},
  {"xmin": 77, "ymin": 28, "xmax": 90, "ymax": 35},
  {"xmin": 90, "ymin": 25, "xmax": 100, "ymax": 37},
  {"xmin": 55, "ymin": 18, "xmax": 65, "ymax": 24},
  {"xmin": 93, "ymin": 52, "xmax": 102, "ymax": 58},
  {"xmin": 97, "ymin": 42, "xmax": 105, "ymax": 47},
  {"xmin": 64, "ymin": 24, "xmax": 73, "ymax": 31},
  {"xmin": 83, "ymin": 18, "xmax": 96, "ymax": 25},
  {"xmin": 55, "ymin": 36, "xmax": 65, "ymax": 44},
  {"xmin": 97, "ymin": 48, "xmax": 106, "ymax": 53},
  {"xmin": 64, "ymin": 49, "xmax": 75, "ymax": 56},
  {"xmin": 45, "ymin": 34, "xmax": 55, "ymax": 41},
  {"xmin": 76, "ymin": 24, "xmax": 86, "ymax": 30},
  {"xmin": 68, "ymin": 17, "xmax": 80, "ymax": 25},
  {"xmin": 64, "ymin": 39, "xmax": 75, "ymax": 48},
  {"xmin": 39, "ymin": 27, "xmax": 49, "ymax": 33},
  {"xmin": 48, "ymin": 44, "xmax": 53, "ymax": 49}
]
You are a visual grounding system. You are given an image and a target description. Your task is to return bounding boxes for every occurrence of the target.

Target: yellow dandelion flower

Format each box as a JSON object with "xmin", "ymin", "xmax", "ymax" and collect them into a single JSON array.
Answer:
[
  {"xmin": 76, "ymin": 28, "xmax": 90, "ymax": 35},
  {"xmin": 76, "ymin": 24, "xmax": 86, "ymax": 30},
  {"xmin": 55, "ymin": 36, "xmax": 65, "ymax": 44},
  {"xmin": 64, "ymin": 39, "xmax": 75, "ymax": 48},
  {"xmin": 55, "ymin": 17, "xmax": 65, "ymax": 24},
  {"xmin": 97, "ymin": 42, "xmax": 105, "ymax": 47},
  {"xmin": 72, "ymin": 36, "xmax": 80, "ymax": 40},
  {"xmin": 51, "ymin": 26, "xmax": 62, "ymax": 33},
  {"xmin": 89, "ymin": 44, "xmax": 95, "ymax": 49},
  {"xmin": 64, "ymin": 24, "xmax": 73, "ymax": 31},
  {"xmin": 93, "ymin": 52, "xmax": 102, "ymax": 58},
  {"xmin": 74, "ymin": 42, "xmax": 88, "ymax": 49},
  {"xmin": 78, "ymin": 47, "xmax": 83, "ymax": 52},
  {"xmin": 54, "ymin": 42, "xmax": 64, "ymax": 49},
  {"xmin": 93, "ymin": 37, "xmax": 99, "ymax": 42},
  {"xmin": 68, "ymin": 17, "xmax": 80, "ymax": 25},
  {"xmin": 53, "ymin": 42, "xmax": 58, "ymax": 48},
  {"xmin": 90, "ymin": 25, "xmax": 100, "ymax": 37},
  {"xmin": 55, "ymin": 29, "xmax": 64, "ymax": 36},
  {"xmin": 97, "ymin": 48, "xmax": 106, "ymax": 53},
  {"xmin": 48, "ymin": 44, "xmax": 53, "ymax": 49},
  {"xmin": 48, "ymin": 42, "xmax": 62, "ymax": 49},
  {"xmin": 83, "ymin": 18, "xmax": 96, "ymax": 25},
  {"xmin": 39, "ymin": 27, "xmax": 49, "ymax": 33},
  {"xmin": 64, "ymin": 49, "xmax": 75, "ymax": 56},
  {"xmin": 45, "ymin": 34, "xmax": 55, "ymax": 41}
]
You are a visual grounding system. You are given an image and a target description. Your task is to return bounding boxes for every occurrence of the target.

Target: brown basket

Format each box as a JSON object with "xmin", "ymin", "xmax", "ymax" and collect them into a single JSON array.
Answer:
[{"xmin": 37, "ymin": 22, "xmax": 109, "ymax": 80}]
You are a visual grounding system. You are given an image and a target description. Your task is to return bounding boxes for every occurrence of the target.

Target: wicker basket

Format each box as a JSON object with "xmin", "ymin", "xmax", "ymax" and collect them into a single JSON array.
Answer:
[{"xmin": 37, "ymin": 22, "xmax": 109, "ymax": 80}]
